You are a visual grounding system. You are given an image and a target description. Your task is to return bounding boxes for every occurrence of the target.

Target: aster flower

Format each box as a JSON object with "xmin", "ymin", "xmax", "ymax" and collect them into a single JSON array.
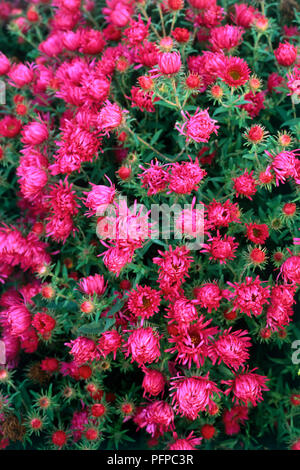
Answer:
[
  {"xmin": 170, "ymin": 374, "xmax": 221, "ymax": 419},
  {"xmin": 220, "ymin": 56, "xmax": 250, "ymax": 87},
  {"xmin": 127, "ymin": 285, "xmax": 161, "ymax": 323},
  {"xmin": 65, "ymin": 336, "xmax": 100, "ymax": 365},
  {"xmin": 274, "ymin": 42, "xmax": 297, "ymax": 67},
  {"xmin": 32, "ymin": 312, "xmax": 56, "ymax": 340},
  {"xmin": 166, "ymin": 315, "xmax": 218, "ymax": 368},
  {"xmin": 201, "ymin": 231, "xmax": 238, "ymax": 265},
  {"xmin": 194, "ymin": 282, "xmax": 223, "ymax": 313},
  {"xmin": 206, "ymin": 199, "xmax": 241, "ymax": 229},
  {"xmin": 153, "ymin": 245, "xmax": 193, "ymax": 295},
  {"xmin": 222, "ymin": 368, "xmax": 269, "ymax": 406},
  {"xmin": 157, "ymin": 51, "xmax": 181, "ymax": 75},
  {"xmin": 241, "ymin": 91, "xmax": 265, "ymax": 117},
  {"xmin": 142, "ymin": 367, "xmax": 165, "ymax": 397},
  {"xmin": 165, "ymin": 296, "xmax": 198, "ymax": 330},
  {"xmin": 227, "ymin": 276, "xmax": 270, "ymax": 317},
  {"xmin": 77, "ymin": 274, "xmax": 107, "ymax": 297},
  {"xmin": 138, "ymin": 160, "xmax": 170, "ymax": 196},
  {"xmin": 246, "ymin": 223, "xmax": 269, "ymax": 245},
  {"xmin": 123, "ymin": 327, "xmax": 161, "ymax": 366},
  {"xmin": 84, "ymin": 180, "xmax": 116, "ymax": 217},
  {"xmin": 266, "ymin": 149, "xmax": 300, "ymax": 186},
  {"xmin": 209, "ymin": 25, "xmax": 244, "ymax": 52},
  {"xmin": 233, "ymin": 170, "xmax": 257, "ymax": 200},
  {"xmin": 169, "ymin": 431, "xmax": 202, "ymax": 450},
  {"xmin": 168, "ymin": 157, "xmax": 207, "ymax": 194},
  {"xmin": 280, "ymin": 255, "xmax": 300, "ymax": 284},
  {"xmin": 98, "ymin": 100, "xmax": 126, "ymax": 135},
  {"xmin": 97, "ymin": 330, "xmax": 122, "ymax": 360},
  {"xmin": 222, "ymin": 405, "xmax": 249, "ymax": 435},
  {"xmin": 209, "ymin": 328, "xmax": 251, "ymax": 371},
  {"xmin": 175, "ymin": 108, "xmax": 219, "ymax": 143},
  {"xmin": 134, "ymin": 401, "xmax": 174, "ymax": 437}
]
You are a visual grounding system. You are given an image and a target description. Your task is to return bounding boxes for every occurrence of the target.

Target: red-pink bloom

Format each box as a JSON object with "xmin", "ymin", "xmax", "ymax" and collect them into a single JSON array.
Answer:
[
  {"xmin": 194, "ymin": 282, "xmax": 223, "ymax": 313},
  {"xmin": 98, "ymin": 100, "xmax": 125, "ymax": 135},
  {"xmin": 142, "ymin": 367, "xmax": 165, "ymax": 397},
  {"xmin": 274, "ymin": 42, "xmax": 297, "ymax": 66},
  {"xmin": 97, "ymin": 330, "xmax": 122, "ymax": 360},
  {"xmin": 65, "ymin": 336, "xmax": 100, "ymax": 365},
  {"xmin": 84, "ymin": 181, "xmax": 116, "ymax": 217},
  {"xmin": 194, "ymin": 4, "xmax": 224, "ymax": 29},
  {"xmin": 78, "ymin": 274, "xmax": 107, "ymax": 297},
  {"xmin": 45, "ymin": 215, "xmax": 76, "ymax": 243},
  {"xmin": 165, "ymin": 297, "xmax": 198, "ymax": 330},
  {"xmin": 102, "ymin": 246, "xmax": 133, "ymax": 277},
  {"xmin": 231, "ymin": 3, "xmax": 257, "ymax": 28},
  {"xmin": 170, "ymin": 374, "xmax": 221, "ymax": 419},
  {"xmin": 233, "ymin": 169, "xmax": 257, "ymax": 200},
  {"xmin": 246, "ymin": 223, "xmax": 269, "ymax": 244},
  {"xmin": 188, "ymin": 0, "xmax": 215, "ymax": 9},
  {"xmin": 166, "ymin": 315, "xmax": 218, "ymax": 368},
  {"xmin": 209, "ymin": 328, "xmax": 251, "ymax": 371},
  {"xmin": 32, "ymin": 312, "xmax": 56, "ymax": 339},
  {"xmin": 21, "ymin": 120, "xmax": 49, "ymax": 145},
  {"xmin": 157, "ymin": 51, "xmax": 181, "ymax": 75},
  {"xmin": 1, "ymin": 303, "xmax": 31, "ymax": 337},
  {"xmin": 175, "ymin": 204, "xmax": 205, "ymax": 238},
  {"xmin": 8, "ymin": 63, "xmax": 34, "ymax": 87},
  {"xmin": 201, "ymin": 231, "xmax": 238, "ymax": 264},
  {"xmin": 227, "ymin": 276, "xmax": 270, "ymax": 317},
  {"xmin": 123, "ymin": 16, "xmax": 149, "ymax": 46},
  {"xmin": 280, "ymin": 255, "xmax": 300, "ymax": 284},
  {"xmin": 138, "ymin": 160, "xmax": 169, "ymax": 196},
  {"xmin": 79, "ymin": 28, "xmax": 106, "ymax": 55},
  {"xmin": 0, "ymin": 52, "xmax": 10, "ymax": 75},
  {"xmin": 241, "ymin": 91, "xmax": 265, "ymax": 117},
  {"xmin": 210, "ymin": 25, "xmax": 244, "ymax": 52},
  {"xmin": 176, "ymin": 108, "xmax": 219, "ymax": 143},
  {"xmin": 127, "ymin": 285, "xmax": 161, "ymax": 323},
  {"xmin": 134, "ymin": 400, "xmax": 174, "ymax": 437},
  {"xmin": 287, "ymin": 67, "xmax": 300, "ymax": 98},
  {"xmin": 222, "ymin": 405, "xmax": 249, "ymax": 435},
  {"xmin": 266, "ymin": 149, "xmax": 300, "ymax": 186},
  {"xmin": 222, "ymin": 369, "xmax": 269, "ymax": 406},
  {"xmin": 48, "ymin": 178, "xmax": 80, "ymax": 217},
  {"xmin": 206, "ymin": 199, "xmax": 240, "ymax": 229},
  {"xmin": 169, "ymin": 431, "xmax": 202, "ymax": 450},
  {"xmin": 168, "ymin": 157, "xmax": 207, "ymax": 194},
  {"xmin": 267, "ymin": 72, "xmax": 284, "ymax": 93},
  {"xmin": 129, "ymin": 86, "xmax": 158, "ymax": 113},
  {"xmin": 124, "ymin": 327, "xmax": 161, "ymax": 366},
  {"xmin": 0, "ymin": 116, "xmax": 22, "ymax": 138},
  {"xmin": 221, "ymin": 56, "xmax": 250, "ymax": 87}
]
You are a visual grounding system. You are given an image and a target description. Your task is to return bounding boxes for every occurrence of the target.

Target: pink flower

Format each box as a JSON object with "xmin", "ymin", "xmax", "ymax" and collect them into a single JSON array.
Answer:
[
  {"xmin": 0, "ymin": 52, "xmax": 10, "ymax": 75},
  {"xmin": 222, "ymin": 369, "xmax": 269, "ymax": 406},
  {"xmin": 209, "ymin": 328, "xmax": 251, "ymax": 371},
  {"xmin": 157, "ymin": 51, "xmax": 181, "ymax": 75},
  {"xmin": 97, "ymin": 330, "xmax": 122, "ymax": 359},
  {"xmin": 169, "ymin": 431, "xmax": 202, "ymax": 450},
  {"xmin": 8, "ymin": 63, "xmax": 34, "ymax": 88},
  {"xmin": 206, "ymin": 199, "xmax": 240, "ymax": 228},
  {"xmin": 233, "ymin": 169, "xmax": 257, "ymax": 200},
  {"xmin": 227, "ymin": 276, "xmax": 270, "ymax": 317},
  {"xmin": 274, "ymin": 42, "xmax": 297, "ymax": 67},
  {"xmin": 134, "ymin": 400, "xmax": 174, "ymax": 437},
  {"xmin": 84, "ymin": 180, "xmax": 116, "ymax": 217},
  {"xmin": 222, "ymin": 405, "xmax": 249, "ymax": 435},
  {"xmin": 170, "ymin": 374, "xmax": 221, "ymax": 419},
  {"xmin": 138, "ymin": 160, "xmax": 170, "ymax": 196},
  {"xmin": 176, "ymin": 108, "xmax": 219, "ymax": 143},
  {"xmin": 201, "ymin": 231, "xmax": 238, "ymax": 264},
  {"xmin": 127, "ymin": 285, "xmax": 161, "ymax": 323},
  {"xmin": 21, "ymin": 121, "xmax": 49, "ymax": 145},
  {"xmin": 266, "ymin": 149, "xmax": 300, "ymax": 186},
  {"xmin": 221, "ymin": 56, "xmax": 250, "ymax": 87},
  {"xmin": 165, "ymin": 297, "xmax": 198, "ymax": 330},
  {"xmin": 1, "ymin": 303, "xmax": 32, "ymax": 337},
  {"xmin": 124, "ymin": 326, "xmax": 161, "ymax": 366},
  {"xmin": 168, "ymin": 157, "xmax": 207, "ymax": 194},
  {"xmin": 98, "ymin": 100, "xmax": 125, "ymax": 135},
  {"xmin": 194, "ymin": 282, "xmax": 223, "ymax": 313},
  {"xmin": 209, "ymin": 25, "xmax": 244, "ymax": 52},
  {"xmin": 231, "ymin": 3, "xmax": 257, "ymax": 28},
  {"xmin": 142, "ymin": 367, "xmax": 165, "ymax": 397},
  {"xmin": 280, "ymin": 255, "xmax": 300, "ymax": 284},
  {"xmin": 65, "ymin": 336, "xmax": 100, "ymax": 365},
  {"xmin": 78, "ymin": 274, "xmax": 107, "ymax": 297}
]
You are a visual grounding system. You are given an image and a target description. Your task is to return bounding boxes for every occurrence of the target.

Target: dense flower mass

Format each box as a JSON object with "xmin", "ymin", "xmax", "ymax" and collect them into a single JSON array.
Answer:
[{"xmin": 0, "ymin": 0, "xmax": 298, "ymax": 453}]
